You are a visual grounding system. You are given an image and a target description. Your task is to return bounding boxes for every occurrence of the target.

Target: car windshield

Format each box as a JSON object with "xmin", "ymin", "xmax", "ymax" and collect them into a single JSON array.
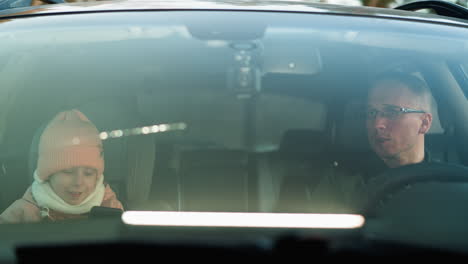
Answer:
[{"xmin": 0, "ymin": 6, "xmax": 468, "ymax": 254}]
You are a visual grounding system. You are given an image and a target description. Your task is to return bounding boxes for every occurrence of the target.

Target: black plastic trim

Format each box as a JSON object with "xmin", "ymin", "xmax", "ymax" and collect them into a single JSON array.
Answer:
[{"xmin": 395, "ymin": 0, "xmax": 468, "ymax": 20}]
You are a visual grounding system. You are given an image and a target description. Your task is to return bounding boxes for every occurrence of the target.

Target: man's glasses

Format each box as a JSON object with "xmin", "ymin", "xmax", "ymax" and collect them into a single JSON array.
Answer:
[{"xmin": 366, "ymin": 105, "xmax": 426, "ymax": 120}]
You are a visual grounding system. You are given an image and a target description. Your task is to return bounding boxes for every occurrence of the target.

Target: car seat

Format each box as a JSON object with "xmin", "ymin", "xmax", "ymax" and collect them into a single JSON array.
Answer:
[
  {"xmin": 177, "ymin": 148, "xmax": 249, "ymax": 212},
  {"xmin": 27, "ymin": 97, "xmax": 156, "ymax": 210},
  {"xmin": 273, "ymin": 129, "xmax": 334, "ymax": 213}
]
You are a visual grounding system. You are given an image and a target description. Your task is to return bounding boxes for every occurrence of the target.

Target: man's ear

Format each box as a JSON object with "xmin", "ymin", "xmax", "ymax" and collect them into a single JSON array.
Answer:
[{"xmin": 419, "ymin": 113, "xmax": 433, "ymax": 134}]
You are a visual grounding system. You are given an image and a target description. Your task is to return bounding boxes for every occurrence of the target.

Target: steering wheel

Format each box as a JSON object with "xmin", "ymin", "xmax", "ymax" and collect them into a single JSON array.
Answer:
[{"xmin": 362, "ymin": 162, "xmax": 468, "ymax": 217}]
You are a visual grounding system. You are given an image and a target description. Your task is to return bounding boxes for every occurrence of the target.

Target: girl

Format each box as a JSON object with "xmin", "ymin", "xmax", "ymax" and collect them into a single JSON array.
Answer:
[{"xmin": 0, "ymin": 109, "xmax": 123, "ymax": 223}]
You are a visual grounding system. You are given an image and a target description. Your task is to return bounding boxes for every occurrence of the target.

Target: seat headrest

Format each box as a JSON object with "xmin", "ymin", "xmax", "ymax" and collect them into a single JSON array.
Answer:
[
  {"xmin": 279, "ymin": 129, "xmax": 329, "ymax": 154},
  {"xmin": 336, "ymin": 100, "xmax": 370, "ymax": 152},
  {"xmin": 180, "ymin": 149, "xmax": 248, "ymax": 168}
]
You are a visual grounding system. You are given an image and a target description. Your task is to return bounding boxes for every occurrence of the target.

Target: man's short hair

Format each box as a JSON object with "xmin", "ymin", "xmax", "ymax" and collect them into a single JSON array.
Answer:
[{"xmin": 369, "ymin": 71, "xmax": 433, "ymax": 112}]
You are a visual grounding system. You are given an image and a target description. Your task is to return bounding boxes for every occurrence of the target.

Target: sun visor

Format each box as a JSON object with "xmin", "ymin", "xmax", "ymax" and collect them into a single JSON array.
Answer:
[{"xmin": 185, "ymin": 14, "xmax": 266, "ymax": 41}]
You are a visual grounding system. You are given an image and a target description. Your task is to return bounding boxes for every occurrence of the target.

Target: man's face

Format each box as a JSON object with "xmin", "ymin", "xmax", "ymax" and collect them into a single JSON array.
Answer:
[{"xmin": 366, "ymin": 81, "xmax": 427, "ymax": 162}]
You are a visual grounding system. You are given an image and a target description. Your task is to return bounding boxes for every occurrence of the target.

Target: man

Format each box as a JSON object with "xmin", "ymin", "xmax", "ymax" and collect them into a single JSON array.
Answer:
[
  {"xmin": 276, "ymin": 72, "xmax": 435, "ymax": 214},
  {"xmin": 326, "ymin": 72, "xmax": 434, "ymax": 213},
  {"xmin": 366, "ymin": 72, "xmax": 433, "ymax": 168}
]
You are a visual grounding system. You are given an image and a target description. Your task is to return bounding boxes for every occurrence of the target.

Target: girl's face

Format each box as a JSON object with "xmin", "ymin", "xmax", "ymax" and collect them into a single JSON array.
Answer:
[{"xmin": 49, "ymin": 167, "xmax": 98, "ymax": 205}]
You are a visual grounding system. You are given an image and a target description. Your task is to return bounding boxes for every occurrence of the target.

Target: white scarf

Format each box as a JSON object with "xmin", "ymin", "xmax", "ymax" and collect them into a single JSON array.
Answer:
[{"xmin": 32, "ymin": 171, "xmax": 105, "ymax": 215}]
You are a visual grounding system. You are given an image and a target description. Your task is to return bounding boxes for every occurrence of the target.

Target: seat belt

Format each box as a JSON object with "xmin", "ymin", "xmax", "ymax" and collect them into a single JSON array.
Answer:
[
  {"xmin": 125, "ymin": 134, "xmax": 156, "ymax": 210},
  {"xmin": 444, "ymin": 125, "xmax": 460, "ymax": 164}
]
